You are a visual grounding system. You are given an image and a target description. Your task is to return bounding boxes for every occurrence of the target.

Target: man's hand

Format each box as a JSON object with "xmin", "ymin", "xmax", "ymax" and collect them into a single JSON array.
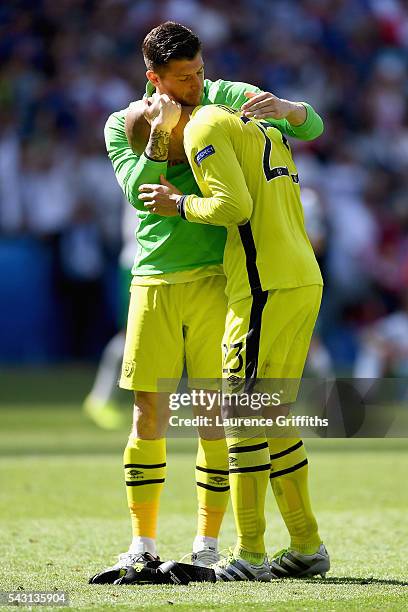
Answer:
[
  {"xmin": 241, "ymin": 91, "xmax": 306, "ymax": 125},
  {"xmin": 138, "ymin": 175, "xmax": 182, "ymax": 216},
  {"xmin": 145, "ymin": 93, "xmax": 182, "ymax": 132},
  {"xmin": 143, "ymin": 94, "xmax": 182, "ymax": 161}
]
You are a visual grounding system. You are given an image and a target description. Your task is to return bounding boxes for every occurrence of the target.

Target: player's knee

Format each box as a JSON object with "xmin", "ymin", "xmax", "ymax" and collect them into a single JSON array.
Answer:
[
  {"xmin": 221, "ymin": 394, "xmax": 240, "ymax": 421},
  {"xmin": 275, "ymin": 403, "xmax": 290, "ymax": 417},
  {"xmin": 264, "ymin": 403, "xmax": 291, "ymax": 419},
  {"xmin": 132, "ymin": 391, "xmax": 170, "ymax": 438}
]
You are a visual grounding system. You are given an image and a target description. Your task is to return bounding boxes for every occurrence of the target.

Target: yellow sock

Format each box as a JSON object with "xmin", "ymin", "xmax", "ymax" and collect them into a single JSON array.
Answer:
[
  {"xmin": 268, "ymin": 432, "xmax": 321, "ymax": 554},
  {"xmin": 228, "ymin": 437, "xmax": 270, "ymax": 563},
  {"xmin": 195, "ymin": 437, "xmax": 229, "ymax": 538},
  {"xmin": 123, "ymin": 436, "xmax": 166, "ymax": 539}
]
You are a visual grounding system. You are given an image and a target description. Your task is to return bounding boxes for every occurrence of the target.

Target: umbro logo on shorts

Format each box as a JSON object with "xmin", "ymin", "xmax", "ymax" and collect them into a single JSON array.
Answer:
[{"xmin": 226, "ymin": 375, "xmax": 245, "ymax": 392}]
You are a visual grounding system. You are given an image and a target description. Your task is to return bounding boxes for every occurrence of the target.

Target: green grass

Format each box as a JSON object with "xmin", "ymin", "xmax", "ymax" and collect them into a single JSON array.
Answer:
[{"xmin": 0, "ymin": 367, "xmax": 407, "ymax": 610}]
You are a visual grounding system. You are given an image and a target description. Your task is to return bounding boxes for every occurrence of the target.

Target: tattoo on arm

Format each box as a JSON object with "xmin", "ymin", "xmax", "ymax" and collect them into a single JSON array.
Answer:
[{"xmin": 145, "ymin": 128, "xmax": 170, "ymax": 161}]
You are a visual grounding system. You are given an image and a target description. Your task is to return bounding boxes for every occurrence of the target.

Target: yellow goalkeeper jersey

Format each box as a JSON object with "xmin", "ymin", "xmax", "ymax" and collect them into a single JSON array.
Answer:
[{"xmin": 182, "ymin": 104, "xmax": 323, "ymax": 304}]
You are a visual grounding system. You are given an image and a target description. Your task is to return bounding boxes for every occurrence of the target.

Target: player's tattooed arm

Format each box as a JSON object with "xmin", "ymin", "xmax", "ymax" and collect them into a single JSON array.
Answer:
[{"xmin": 145, "ymin": 127, "xmax": 171, "ymax": 161}]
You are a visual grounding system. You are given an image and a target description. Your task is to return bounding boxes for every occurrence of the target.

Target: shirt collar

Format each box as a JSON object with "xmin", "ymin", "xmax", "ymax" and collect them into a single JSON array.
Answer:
[{"xmin": 145, "ymin": 80, "xmax": 155, "ymax": 97}]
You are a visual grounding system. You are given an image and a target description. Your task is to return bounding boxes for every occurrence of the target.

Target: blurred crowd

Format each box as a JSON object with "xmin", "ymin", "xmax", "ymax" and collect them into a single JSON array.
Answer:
[{"xmin": 1, "ymin": 0, "xmax": 408, "ymax": 372}]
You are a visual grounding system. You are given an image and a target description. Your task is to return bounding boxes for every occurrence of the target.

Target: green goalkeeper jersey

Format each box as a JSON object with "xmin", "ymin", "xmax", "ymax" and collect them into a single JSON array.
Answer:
[{"xmin": 104, "ymin": 78, "xmax": 323, "ymax": 277}]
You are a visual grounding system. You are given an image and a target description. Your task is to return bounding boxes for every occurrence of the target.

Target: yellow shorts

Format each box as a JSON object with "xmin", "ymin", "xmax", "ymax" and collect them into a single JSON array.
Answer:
[
  {"xmin": 222, "ymin": 285, "xmax": 322, "ymax": 402},
  {"xmin": 120, "ymin": 274, "xmax": 227, "ymax": 392}
]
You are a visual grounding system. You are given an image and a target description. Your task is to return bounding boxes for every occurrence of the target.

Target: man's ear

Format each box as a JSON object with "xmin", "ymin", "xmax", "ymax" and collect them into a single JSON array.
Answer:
[
  {"xmin": 125, "ymin": 100, "xmax": 150, "ymax": 155},
  {"xmin": 146, "ymin": 69, "xmax": 160, "ymax": 89}
]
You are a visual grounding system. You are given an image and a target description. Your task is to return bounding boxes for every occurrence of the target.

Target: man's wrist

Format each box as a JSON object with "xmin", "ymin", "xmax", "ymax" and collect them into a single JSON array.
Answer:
[
  {"xmin": 177, "ymin": 195, "xmax": 187, "ymax": 219},
  {"xmin": 285, "ymin": 102, "xmax": 307, "ymax": 126},
  {"xmin": 151, "ymin": 120, "xmax": 173, "ymax": 134}
]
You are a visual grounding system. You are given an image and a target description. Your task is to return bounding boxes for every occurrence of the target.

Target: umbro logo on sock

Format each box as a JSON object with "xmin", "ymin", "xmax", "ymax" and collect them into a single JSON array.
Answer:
[
  {"xmin": 128, "ymin": 469, "xmax": 143, "ymax": 479},
  {"xmin": 209, "ymin": 476, "xmax": 228, "ymax": 485}
]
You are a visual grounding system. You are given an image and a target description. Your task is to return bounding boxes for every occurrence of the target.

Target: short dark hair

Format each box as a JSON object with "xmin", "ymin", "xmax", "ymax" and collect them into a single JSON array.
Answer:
[{"xmin": 142, "ymin": 22, "xmax": 202, "ymax": 72}]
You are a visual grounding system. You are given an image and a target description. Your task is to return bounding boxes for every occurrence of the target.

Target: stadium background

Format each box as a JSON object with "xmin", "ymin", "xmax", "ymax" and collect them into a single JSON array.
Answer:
[
  {"xmin": 1, "ymin": 2, "xmax": 408, "ymax": 609},
  {"xmin": 1, "ymin": 0, "xmax": 408, "ymax": 368}
]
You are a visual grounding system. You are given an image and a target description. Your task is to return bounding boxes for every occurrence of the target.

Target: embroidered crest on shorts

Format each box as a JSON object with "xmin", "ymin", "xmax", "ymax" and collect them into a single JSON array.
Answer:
[{"xmin": 123, "ymin": 361, "xmax": 135, "ymax": 377}]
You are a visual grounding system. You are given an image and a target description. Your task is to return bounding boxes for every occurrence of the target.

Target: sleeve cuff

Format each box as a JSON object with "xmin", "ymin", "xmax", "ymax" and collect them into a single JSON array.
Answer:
[
  {"xmin": 177, "ymin": 195, "xmax": 187, "ymax": 220},
  {"xmin": 297, "ymin": 102, "xmax": 312, "ymax": 128},
  {"xmin": 143, "ymin": 152, "xmax": 168, "ymax": 163},
  {"xmin": 289, "ymin": 103, "xmax": 323, "ymax": 139}
]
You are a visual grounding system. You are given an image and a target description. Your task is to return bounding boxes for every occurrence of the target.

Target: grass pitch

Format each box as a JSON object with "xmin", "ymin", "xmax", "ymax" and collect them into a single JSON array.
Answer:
[{"xmin": 0, "ymin": 367, "xmax": 407, "ymax": 610}]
